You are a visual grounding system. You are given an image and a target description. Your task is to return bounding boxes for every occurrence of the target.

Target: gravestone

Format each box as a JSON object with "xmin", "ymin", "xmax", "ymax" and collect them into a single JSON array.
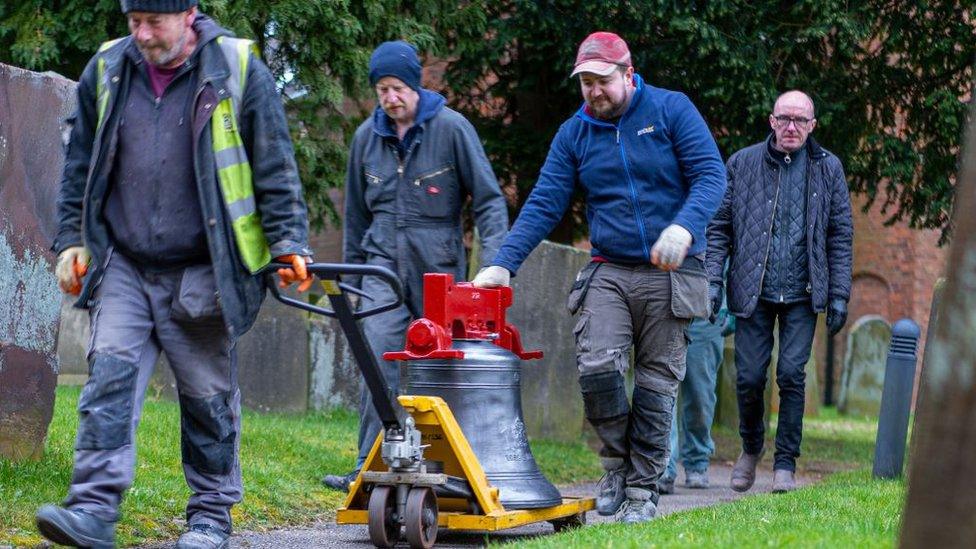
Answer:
[
  {"xmin": 507, "ymin": 241, "xmax": 592, "ymax": 443},
  {"xmin": 55, "ymin": 298, "xmax": 89, "ymax": 385},
  {"xmin": 309, "ymin": 315, "xmax": 365, "ymax": 411},
  {"xmin": 713, "ymin": 334, "xmax": 739, "ymax": 430},
  {"xmin": 0, "ymin": 64, "xmax": 74, "ymax": 460},
  {"xmin": 838, "ymin": 315, "xmax": 891, "ymax": 417}
]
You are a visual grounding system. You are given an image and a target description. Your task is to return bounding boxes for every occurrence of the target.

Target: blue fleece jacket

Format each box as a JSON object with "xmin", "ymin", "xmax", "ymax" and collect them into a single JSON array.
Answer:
[{"xmin": 491, "ymin": 74, "xmax": 726, "ymax": 274}]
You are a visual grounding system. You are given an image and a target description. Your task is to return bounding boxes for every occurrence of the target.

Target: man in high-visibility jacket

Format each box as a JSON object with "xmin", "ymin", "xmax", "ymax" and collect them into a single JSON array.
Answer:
[{"xmin": 36, "ymin": 1, "xmax": 312, "ymax": 547}]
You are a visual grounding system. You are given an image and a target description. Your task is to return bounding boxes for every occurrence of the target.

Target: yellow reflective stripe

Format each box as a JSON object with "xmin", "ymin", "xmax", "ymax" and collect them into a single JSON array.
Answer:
[
  {"xmin": 98, "ymin": 37, "xmax": 123, "ymax": 52},
  {"xmin": 231, "ymin": 213, "xmax": 271, "ymax": 273},
  {"xmin": 96, "ymin": 58, "xmax": 109, "ymax": 130},
  {"xmin": 210, "ymin": 37, "xmax": 270, "ymax": 273},
  {"xmin": 95, "ymin": 38, "xmax": 124, "ymax": 130},
  {"xmin": 211, "ymin": 99, "xmax": 243, "ymax": 149},
  {"xmin": 236, "ymin": 39, "xmax": 251, "ymax": 91},
  {"xmin": 217, "ymin": 162, "xmax": 252, "ymax": 203}
]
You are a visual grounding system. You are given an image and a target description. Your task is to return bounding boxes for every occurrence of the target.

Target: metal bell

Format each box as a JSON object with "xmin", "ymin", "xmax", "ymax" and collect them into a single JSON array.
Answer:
[
  {"xmin": 406, "ymin": 339, "xmax": 562, "ymax": 509},
  {"xmin": 385, "ymin": 274, "xmax": 562, "ymax": 509}
]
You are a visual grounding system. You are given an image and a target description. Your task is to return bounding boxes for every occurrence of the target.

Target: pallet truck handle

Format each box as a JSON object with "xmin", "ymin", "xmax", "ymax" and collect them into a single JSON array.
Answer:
[
  {"xmin": 264, "ymin": 261, "xmax": 408, "ymax": 434},
  {"xmin": 264, "ymin": 262, "xmax": 404, "ymax": 320}
]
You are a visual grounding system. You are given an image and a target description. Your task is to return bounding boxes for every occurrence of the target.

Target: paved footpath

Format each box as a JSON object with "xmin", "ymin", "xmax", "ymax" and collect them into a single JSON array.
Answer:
[{"xmin": 146, "ymin": 462, "xmax": 816, "ymax": 548}]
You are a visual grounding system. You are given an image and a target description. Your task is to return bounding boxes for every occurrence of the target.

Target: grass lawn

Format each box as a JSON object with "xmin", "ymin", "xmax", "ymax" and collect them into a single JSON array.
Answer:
[
  {"xmin": 507, "ymin": 469, "xmax": 902, "ymax": 549},
  {"xmin": 2, "ymin": 386, "xmax": 901, "ymax": 547},
  {"xmin": 502, "ymin": 408, "xmax": 905, "ymax": 549},
  {"xmin": 0, "ymin": 386, "xmax": 602, "ymax": 546}
]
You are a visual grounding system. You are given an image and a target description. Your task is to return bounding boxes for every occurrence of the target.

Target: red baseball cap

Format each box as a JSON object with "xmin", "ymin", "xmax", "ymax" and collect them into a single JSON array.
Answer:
[{"xmin": 571, "ymin": 31, "xmax": 632, "ymax": 77}]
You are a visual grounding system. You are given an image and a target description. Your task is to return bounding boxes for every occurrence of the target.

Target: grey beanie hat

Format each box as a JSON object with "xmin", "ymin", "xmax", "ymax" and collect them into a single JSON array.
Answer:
[{"xmin": 120, "ymin": 0, "xmax": 198, "ymax": 13}]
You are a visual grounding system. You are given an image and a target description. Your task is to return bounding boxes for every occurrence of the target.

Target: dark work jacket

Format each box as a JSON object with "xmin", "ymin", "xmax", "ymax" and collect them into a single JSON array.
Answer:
[
  {"xmin": 53, "ymin": 14, "xmax": 312, "ymax": 337},
  {"xmin": 761, "ymin": 140, "xmax": 810, "ymax": 303},
  {"xmin": 343, "ymin": 89, "xmax": 509, "ymax": 313},
  {"xmin": 705, "ymin": 136, "xmax": 853, "ymax": 317}
]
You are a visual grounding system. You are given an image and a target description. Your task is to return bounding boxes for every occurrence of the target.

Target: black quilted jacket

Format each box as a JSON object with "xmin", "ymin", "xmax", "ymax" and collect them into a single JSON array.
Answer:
[{"xmin": 705, "ymin": 136, "xmax": 853, "ymax": 316}]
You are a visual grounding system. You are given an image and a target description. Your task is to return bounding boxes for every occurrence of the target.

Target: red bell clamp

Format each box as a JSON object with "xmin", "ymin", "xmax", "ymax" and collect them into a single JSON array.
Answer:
[{"xmin": 383, "ymin": 273, "xmax": 543, "ymax": 361}]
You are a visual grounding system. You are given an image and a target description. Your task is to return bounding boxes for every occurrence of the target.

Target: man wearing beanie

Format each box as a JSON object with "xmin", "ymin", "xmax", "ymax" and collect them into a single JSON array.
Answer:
[
  {"xmin": 36, "ymin": 1, "xmax": 312, "ymax": 547},
  {"xmin": 473, "ymin": 31, "xmax": 725, "ymax": 523},
  {"xmin": 321, "ymin": 40, "xmax": 509, "ymax": 491}
]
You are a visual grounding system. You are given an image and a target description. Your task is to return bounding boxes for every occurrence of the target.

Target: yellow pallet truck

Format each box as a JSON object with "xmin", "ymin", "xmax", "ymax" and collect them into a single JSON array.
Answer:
[{"xmin": 269, "ymin": 263, "xmax": 593, "ymax": 548}]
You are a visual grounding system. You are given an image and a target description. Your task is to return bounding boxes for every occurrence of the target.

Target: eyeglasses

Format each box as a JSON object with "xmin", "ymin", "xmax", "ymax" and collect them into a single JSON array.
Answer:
[{"xmin": 772, "ymin": 115, "xmax": 813, "ymax": 129}]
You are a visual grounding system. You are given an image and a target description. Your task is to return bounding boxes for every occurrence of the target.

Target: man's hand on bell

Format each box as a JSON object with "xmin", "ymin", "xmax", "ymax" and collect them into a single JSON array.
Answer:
[{"xmin": 472, "ymin": 266, "xmax": 511, "ymax": 288}]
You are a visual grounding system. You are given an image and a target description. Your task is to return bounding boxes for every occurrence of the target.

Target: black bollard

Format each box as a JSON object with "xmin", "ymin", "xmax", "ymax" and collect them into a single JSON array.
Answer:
[{"xmin": 872, "ymin": 318, "xmax": 921, "ymax": 479}]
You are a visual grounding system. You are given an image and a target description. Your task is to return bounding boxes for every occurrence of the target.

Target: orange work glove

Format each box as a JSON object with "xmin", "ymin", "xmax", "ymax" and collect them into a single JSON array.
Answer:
[
  {"xmin": 56, "ymin": 246, "xmax": 91, "ymax": 296},
  {"xmin": 275, "ymin": 254, "xmax": 313, "ymax": 293}
]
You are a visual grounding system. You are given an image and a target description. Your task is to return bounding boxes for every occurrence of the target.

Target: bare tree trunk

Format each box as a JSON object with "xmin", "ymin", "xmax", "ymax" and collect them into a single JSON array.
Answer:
[{"xmin": 900, "ymin": 106, "xmax": 976, "ymax": 547}]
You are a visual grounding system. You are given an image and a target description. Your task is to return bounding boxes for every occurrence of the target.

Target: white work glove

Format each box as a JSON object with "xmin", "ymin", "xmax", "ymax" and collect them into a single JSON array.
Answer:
[
  {"xmin": 56, "ymin": 246, "xmax": 91, "ymax": 295},
  {"xmin": 650, "ymin": 224, "xmax": 692, "ymax": 271},
  {"xmin": 471, "ymin": 266, "xmax": 510, "ymax": 288}
]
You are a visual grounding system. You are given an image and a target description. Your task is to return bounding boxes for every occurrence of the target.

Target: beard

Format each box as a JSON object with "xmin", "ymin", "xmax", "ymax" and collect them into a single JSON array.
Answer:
[
  {"xmin": 138, "ymin": 27, "xmax": 189, "ymax": 67},
  {"xmin": 586, "ymin": 94, "xmax": 626, "ymax": 120}
]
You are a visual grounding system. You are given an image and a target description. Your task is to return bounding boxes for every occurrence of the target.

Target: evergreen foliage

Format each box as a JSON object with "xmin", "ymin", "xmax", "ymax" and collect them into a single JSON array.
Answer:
[
  {"xmin": 2, "ymin": 1, "xmax": 972, "ymax": 240},
  {"xmin": 441, "ymin": 1, "xmax": 975, "ymax": 242}
]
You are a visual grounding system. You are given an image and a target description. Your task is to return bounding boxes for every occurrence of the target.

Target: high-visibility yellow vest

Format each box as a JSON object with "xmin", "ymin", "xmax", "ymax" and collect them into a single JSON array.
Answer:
[{"xmin": 95, "ymin": 36, "xmax": 271, "ymax": 274}]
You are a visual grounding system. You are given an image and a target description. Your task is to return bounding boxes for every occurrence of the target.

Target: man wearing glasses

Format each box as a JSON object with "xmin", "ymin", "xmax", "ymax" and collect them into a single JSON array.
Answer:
[{"xmin": 705, "ymin": 90, "xmax": 853, "ymax": 493}]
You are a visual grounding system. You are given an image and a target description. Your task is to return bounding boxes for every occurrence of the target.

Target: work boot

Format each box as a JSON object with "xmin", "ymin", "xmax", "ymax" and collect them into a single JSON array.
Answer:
[
  {"xmin": 657, "ymin": 475, "xmax": 675, "ymax": 495},
  {"xmin": 176, "ymin": 523, "xmax": 230, "ymax": 549},
  {"xmin": 685, "ymin": 470, "xmax": 709, "ymax": 489},
  {"xmin": 617, "ymin": 487, "xmax": 658, "ymax": 524},
  {"xmin": 595, "ymin": 457, "xmax": 627, "ymax": 516},
  {"xmin": 35, "ymin": 504, "xmax": 115, "ymax": 548},
  {"xmin": 730, "ymin": 450, "xmax": 764, "ymax": 492},
  {"xmin": 321, "ymin": 469, "xmax": 359, "ymax": 492},
  {"xmin": 772, "ymin": 469, "xmax": 797, "ymax": 493}
]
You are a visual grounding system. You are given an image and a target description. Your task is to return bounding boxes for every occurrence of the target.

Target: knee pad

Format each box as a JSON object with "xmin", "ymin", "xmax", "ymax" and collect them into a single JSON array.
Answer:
[
  {"xmin": 180, "ymin": 391, "xmax": 237, "ymax": 475},
  {"xmin": 76, "ymin": 354, "xmax": 138, "ymax": 450},
  {"xmin": 632, "ymin": 386, "xmax": 674, "ymax": 415},
  {"xmin": 629, "ymin": 386, "xmax": 675, "ymax": 456},
  {"xmin": 579, "ymin": 371, "xmax": 629, "ymax": 423}
]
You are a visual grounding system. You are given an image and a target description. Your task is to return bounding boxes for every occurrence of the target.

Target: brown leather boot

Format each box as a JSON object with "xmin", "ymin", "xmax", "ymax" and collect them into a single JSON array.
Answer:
[
  {"xmin": 730, "ymin": 450, "xmax": 764, "ymax": 492},
  {"xmin": 772, "ymin": 469, "xmax": 796, "ymax": 493}
]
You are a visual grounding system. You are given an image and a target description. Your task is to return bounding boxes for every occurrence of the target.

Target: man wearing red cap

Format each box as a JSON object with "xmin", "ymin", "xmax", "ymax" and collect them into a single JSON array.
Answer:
[{"xmin": 473, "ymin": 32, "xmax": 726, "ymax": 522}]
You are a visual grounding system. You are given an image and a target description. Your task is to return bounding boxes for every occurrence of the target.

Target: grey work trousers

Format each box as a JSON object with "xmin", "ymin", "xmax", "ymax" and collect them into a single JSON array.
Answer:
[
  {"xmin": 64, "ymin": 252, "xmax": 241, "ymax": 533},
  {"xmin": 575, "ymin": 261, "xmax": 703, "ymax": 493}
]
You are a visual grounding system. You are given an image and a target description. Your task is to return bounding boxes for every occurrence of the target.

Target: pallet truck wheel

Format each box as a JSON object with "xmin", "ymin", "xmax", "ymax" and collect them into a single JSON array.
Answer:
[
  {"xmin": 550, "ymin": 511, "xmax": 587, "ymax": 533},
  {"xmin": 367, "ymin": 485, "xmax": 400, "ymax": 547},
  {"xmin": 404, "ymin": 486, "xmax": 438, "ymax": 549}
]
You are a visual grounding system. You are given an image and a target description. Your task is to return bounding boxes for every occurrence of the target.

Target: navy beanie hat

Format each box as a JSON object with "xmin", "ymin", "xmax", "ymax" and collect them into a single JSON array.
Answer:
[
  {"xmin": 368, "ymin": 41, "xmax": 422, "ymax": 91},
  {"xmin": 120, "ymin": 0, "xmax": 197, "ymax": 13}
]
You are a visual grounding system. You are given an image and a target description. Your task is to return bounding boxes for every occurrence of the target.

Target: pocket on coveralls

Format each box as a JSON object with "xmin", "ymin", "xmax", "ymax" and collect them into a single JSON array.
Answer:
[{"xmin": 412, "ymin": 164, "xmax": 457, "ymax": 219}]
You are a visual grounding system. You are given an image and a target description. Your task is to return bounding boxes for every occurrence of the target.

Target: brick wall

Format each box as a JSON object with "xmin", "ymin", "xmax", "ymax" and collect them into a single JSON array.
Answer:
[{"xmin": 822, "ymin": 193, "xmax": 947, "ymax": 402}]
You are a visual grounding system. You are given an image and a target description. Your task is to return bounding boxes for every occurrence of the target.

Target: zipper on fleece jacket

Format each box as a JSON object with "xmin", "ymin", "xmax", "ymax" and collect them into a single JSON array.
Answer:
[
  {"xmin": 616, "ymin": 127, "xmax": 651, "ymax": 261},
  {"xmin": 574, "ymin": 115, "xmax": 653, "ymax": 262}
]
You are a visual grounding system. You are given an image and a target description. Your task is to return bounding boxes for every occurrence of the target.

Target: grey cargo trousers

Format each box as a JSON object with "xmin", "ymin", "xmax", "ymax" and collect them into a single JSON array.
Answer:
[
  {"xmin": 575, "ymin": 259, "xmax": 707, "ymax": 493},
  {"xmin": 64, "ymin": 252, "xmax": 241, "ymax": 533}
]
